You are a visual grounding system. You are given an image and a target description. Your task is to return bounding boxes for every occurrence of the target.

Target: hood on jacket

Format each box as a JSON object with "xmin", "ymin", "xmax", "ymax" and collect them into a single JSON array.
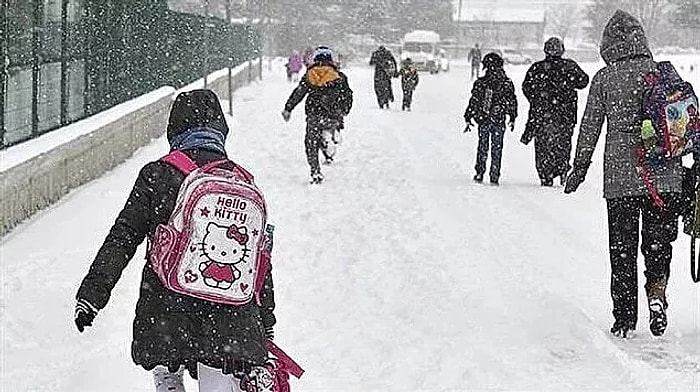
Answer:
[
  {"xmin": 544, "ymin": 37, "xmax": 565, "ymax": 57},
  {"xmin": 482, "ymin": 52, "xmax": 504, "ymax": 71},
  {"xmin": 167, "ymin": 89, "xmax": 229, "ymax": 146},
  {"xmin": 600, "ymin": 10, "xmax": 652, "ymax": 65},
  {"xmin": 307, "ymin": 64, "xmax": 341, "ymax": 87}
]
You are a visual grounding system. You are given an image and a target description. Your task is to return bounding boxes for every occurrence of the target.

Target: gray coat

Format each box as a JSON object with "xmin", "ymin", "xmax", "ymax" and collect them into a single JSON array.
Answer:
[{"xmin": 572, "ymin": 10, "xmax": 684, "ymax": 199}]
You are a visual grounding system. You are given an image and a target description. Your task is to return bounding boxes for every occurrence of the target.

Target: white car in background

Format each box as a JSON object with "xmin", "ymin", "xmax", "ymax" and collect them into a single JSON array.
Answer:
[
  {"xmin": 401, "ymin": 30, "xmax": 442, "ymax": 74},
  {"xmin": 501, "ymin": 49, "xmax": 533, "ymax": 65}
]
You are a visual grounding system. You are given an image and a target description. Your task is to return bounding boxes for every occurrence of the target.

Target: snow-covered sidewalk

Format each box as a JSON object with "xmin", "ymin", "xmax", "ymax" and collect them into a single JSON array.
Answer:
[{"xmin": 2, "ymin": 59, "xmax": 699, "ymax": 391}]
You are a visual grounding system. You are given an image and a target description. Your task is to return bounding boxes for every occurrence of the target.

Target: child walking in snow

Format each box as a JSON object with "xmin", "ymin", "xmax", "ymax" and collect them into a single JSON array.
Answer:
[
  {"xmin": 282, "ymin": 46, "xmax": 354, "ymax": 184},
  {"xmin": 463, "ymin": 52, "xmax": 518, "ymax": 186},
  {"xmin": 399, "ymin": 58, "xmax": 419, "ymax": 111},
  {"xmin": 74, "ymin": 90, "xmax": 286, "ymax": 391}
]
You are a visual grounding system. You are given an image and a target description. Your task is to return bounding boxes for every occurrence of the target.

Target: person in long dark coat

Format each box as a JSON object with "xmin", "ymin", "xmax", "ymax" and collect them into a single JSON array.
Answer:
[
  {"xmin": 369, "ymin": 46, "xmax": 397, "ymax": 109},
  {"xmin": 467, "ymin": 44, "xmax": 482, "ymax": 80},
  {"xmin": 521, "ymin": 37, "xmax": 589, "ymax": 186},
  {"xmin": 74, "ymin": 90, "xmax": 276, "ymax": 390}
]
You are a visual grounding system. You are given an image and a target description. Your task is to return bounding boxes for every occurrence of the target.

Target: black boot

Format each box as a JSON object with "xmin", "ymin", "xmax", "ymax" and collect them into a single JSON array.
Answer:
[
  {"xmin": 610, "ymin": 320, "xmax": 636, "ymax": 339},
  {"xmin": 646, "ymin": 277, "xmax": 668, "ymax": 336},
  {"xmin": 310, "ymin": 170, "xmax": 324, "ymax": 184},
  {"xmin": 473, "ymin": 173, "xmax": 484, "ymax": 183}
]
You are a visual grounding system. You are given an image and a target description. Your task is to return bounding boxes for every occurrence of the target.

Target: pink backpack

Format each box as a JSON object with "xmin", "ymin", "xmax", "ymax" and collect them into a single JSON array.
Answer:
[{"xmin": 148, "ymin": 151, "xmax": 271, "ymax": 306}]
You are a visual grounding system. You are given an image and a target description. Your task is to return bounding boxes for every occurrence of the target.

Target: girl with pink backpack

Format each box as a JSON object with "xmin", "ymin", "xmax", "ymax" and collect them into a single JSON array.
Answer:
[{"xmin": 74, "ymin": 90, "xmax": 302, "ymax": 391}]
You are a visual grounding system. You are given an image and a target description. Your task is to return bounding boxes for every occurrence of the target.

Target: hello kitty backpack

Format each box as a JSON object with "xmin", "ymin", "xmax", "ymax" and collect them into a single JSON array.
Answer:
[{"xmin": 148, "ymin": 151, "xmax": 272, "ymax": 306}]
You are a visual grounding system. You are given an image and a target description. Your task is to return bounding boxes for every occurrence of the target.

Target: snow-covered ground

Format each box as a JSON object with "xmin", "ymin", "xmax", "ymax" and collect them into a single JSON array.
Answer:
[{"xmin": 2, "ymin": 57, "xmax": 700, "ymax": 391}]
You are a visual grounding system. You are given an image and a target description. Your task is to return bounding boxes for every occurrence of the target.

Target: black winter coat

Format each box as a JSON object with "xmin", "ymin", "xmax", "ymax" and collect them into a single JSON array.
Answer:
[
  {"xmin": 370, "ymin": 48, "xmax": 398, "ymax": 81},
  {"xmin": 76, "ymin": 147, "xmax": 276, "ymax": 377},
  {"xmin": 284, "ymin": 62, "xmax": 353, "ymax": 121},
  {"xmin": 464, "ymin": 69, "xmax": 518, "ymax": 126},
  {"xmin": 522, "ymin": 56, "xmax": 589, "ymax": 142},
  {"xmin": 399, "ymin": 64, "xmax": 419, "ymax": 91}
]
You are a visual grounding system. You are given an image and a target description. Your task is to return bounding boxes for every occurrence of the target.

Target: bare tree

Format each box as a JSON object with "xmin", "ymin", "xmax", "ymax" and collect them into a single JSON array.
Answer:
[
  {"xmin": 546, "ymin": 3, "xmax": 583, "ymax": 41},
  {"xmin": 671, "ymin": 0, "xmax": 700, "ymax": 28},
  {"xmin": 585, "ymin": 0, "xmax": 674, "ymax": 46}
]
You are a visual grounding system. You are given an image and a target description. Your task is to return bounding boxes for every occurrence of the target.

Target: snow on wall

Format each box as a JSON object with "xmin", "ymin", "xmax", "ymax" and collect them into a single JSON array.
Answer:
[
  {"xmin": 0, "ymin": 87, "xmax": 175, "ymax": 173},
  {"xmin": 0, "ymin": 62, "xmax": 262, "ymax": 237}
]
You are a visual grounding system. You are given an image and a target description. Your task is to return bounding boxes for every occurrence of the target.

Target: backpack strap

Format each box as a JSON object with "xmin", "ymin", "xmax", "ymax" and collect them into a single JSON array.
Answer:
[
  {"xmin": 162, "ymin": 153, "xmax": 255, "ymax": 184},
  {"xmin": 264, "ymin": 340, "xmax": 304, "ymax": 379},
  {"xmin": 636, "ymin": 145, "xmax": 666, "ymax": 209},
  {"xmin": 198, "ymin": 159, "xmax": 255, "ymax": 184},
  {"xmin": 235, "ymin": 165, "xmax": 255, "ymax": 183},
  {"xmin": 161, "ymin": 151, "xmax": 198, "ymax": 175}
]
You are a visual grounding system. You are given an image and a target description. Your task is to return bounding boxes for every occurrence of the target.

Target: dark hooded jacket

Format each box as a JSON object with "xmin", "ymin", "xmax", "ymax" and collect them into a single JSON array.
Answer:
[
  {"xmin": 464, "ymin": 67, "xmax": 518, "ymax": 126},
  {"xmin": 399, "ymin": 60, "xmax": 419, "ymax": 91},
  {"xmin": 521, "ymin": 51, "xmax": 589, "ymax": 143},
  {"xmin": 572, "ymin": 10, "xmax": 684, "ymax": 199},
  {"xmin": 284, "ymin": 61, "xmax": 353, "ymax": 121},
  {"xmin": 76, "ymin": 90, "xmax": 276, "ymax": 378}
]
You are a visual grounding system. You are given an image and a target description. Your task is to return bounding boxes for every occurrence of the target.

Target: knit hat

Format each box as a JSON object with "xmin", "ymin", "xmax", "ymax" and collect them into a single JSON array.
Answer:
[
  {"xmin": 313, "ymin": 46, "xmax": 334, "ymax": 63},
  {"xmin": 544, "ymin": 37, "xmax": 565, "ymax": 57}
]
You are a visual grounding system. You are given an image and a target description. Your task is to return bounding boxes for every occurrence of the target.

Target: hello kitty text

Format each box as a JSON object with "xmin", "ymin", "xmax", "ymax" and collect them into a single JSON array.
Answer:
[{"xmin": 214, "ymin": 196, "xmax": 248, "ymax": 223}]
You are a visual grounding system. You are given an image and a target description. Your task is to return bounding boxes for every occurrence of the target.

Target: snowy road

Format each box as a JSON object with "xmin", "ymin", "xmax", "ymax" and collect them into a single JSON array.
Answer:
[{"xmin": 2, "ymin": 59, "xmax": 700, "ymax": 391}]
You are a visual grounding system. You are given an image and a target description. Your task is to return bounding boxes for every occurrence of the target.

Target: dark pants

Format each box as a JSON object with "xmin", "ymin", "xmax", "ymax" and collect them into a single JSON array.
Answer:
[
  {"xmin": 374, "ymin": 77, "xmax": 394, "ymax": 108},
  {"xmin": 606, "ymin": 194, "xmax": 680, "ymax": 328},
  {"xmin": 475, "ymin": 123, "xmax": 505, "ymax": 181},
  {"xmin": 402, "ymin": 88, "xmax": 414, "ymax": 109},
  {"xmin": 305, "ymin": 117, "xmax": 338, "ymax": 174},
  {"xmin": 534, "ymin": 122, "xmax": 574, "ymax": 181}
]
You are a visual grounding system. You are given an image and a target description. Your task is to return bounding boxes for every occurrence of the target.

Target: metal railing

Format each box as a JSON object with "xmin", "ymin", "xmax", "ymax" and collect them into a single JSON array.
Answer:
[{"xmin": 1, "ymin": 0, "xmax": 260, "ymax": 149}]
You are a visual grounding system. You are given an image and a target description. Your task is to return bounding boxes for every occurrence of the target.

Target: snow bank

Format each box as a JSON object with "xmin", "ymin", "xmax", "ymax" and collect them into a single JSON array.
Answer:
[
  {"xmin": 0, "ymin": 62, "xmax": 263, "ymax": 237},
  {"xmin": 0, "ymin": 87, "xmax": 174, "ymax": 173}
]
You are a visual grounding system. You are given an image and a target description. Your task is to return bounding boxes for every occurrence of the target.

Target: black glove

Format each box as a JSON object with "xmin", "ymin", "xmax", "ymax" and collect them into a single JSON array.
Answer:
[
  {"xmin": 281, "ymin": 110, "xmax": 291, "ymax": 122},
  {"xmin": 264, "ymin": 326, "xmax": 274, "ymax": 341},
  {"xmin": 520, "ymin": 133, "xmax": 531, "ymax": 145},
  {"xmin": 74, "ymin": 298, "xmax": 98, "ymax": 333},
  {"xmin": 463, "ymin": 119, "xmax": 473, "ymax": 133},
  {"xmin": 564, "ymin": 164, "xmax": 589, "ymax": 194},
  {"xmin": 508, "ymin": 119, "xmax": 515, "ymax": 133}
]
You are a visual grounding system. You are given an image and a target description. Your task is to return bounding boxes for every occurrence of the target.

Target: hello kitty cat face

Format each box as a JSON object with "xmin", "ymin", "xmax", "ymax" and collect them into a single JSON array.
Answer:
[{"xmin": 201, "ymin": 222, "xmax": 251, "ymax": 265}]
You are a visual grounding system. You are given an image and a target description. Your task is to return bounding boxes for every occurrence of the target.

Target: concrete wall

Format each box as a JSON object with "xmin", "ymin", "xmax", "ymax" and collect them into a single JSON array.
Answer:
[
  {"xmin": 1, "ymin": 61, "xmax": 262, "ymax": 237},
  {"xmin": 208, "ymin": 59, "xmax": 263, "ymax": 100}
]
